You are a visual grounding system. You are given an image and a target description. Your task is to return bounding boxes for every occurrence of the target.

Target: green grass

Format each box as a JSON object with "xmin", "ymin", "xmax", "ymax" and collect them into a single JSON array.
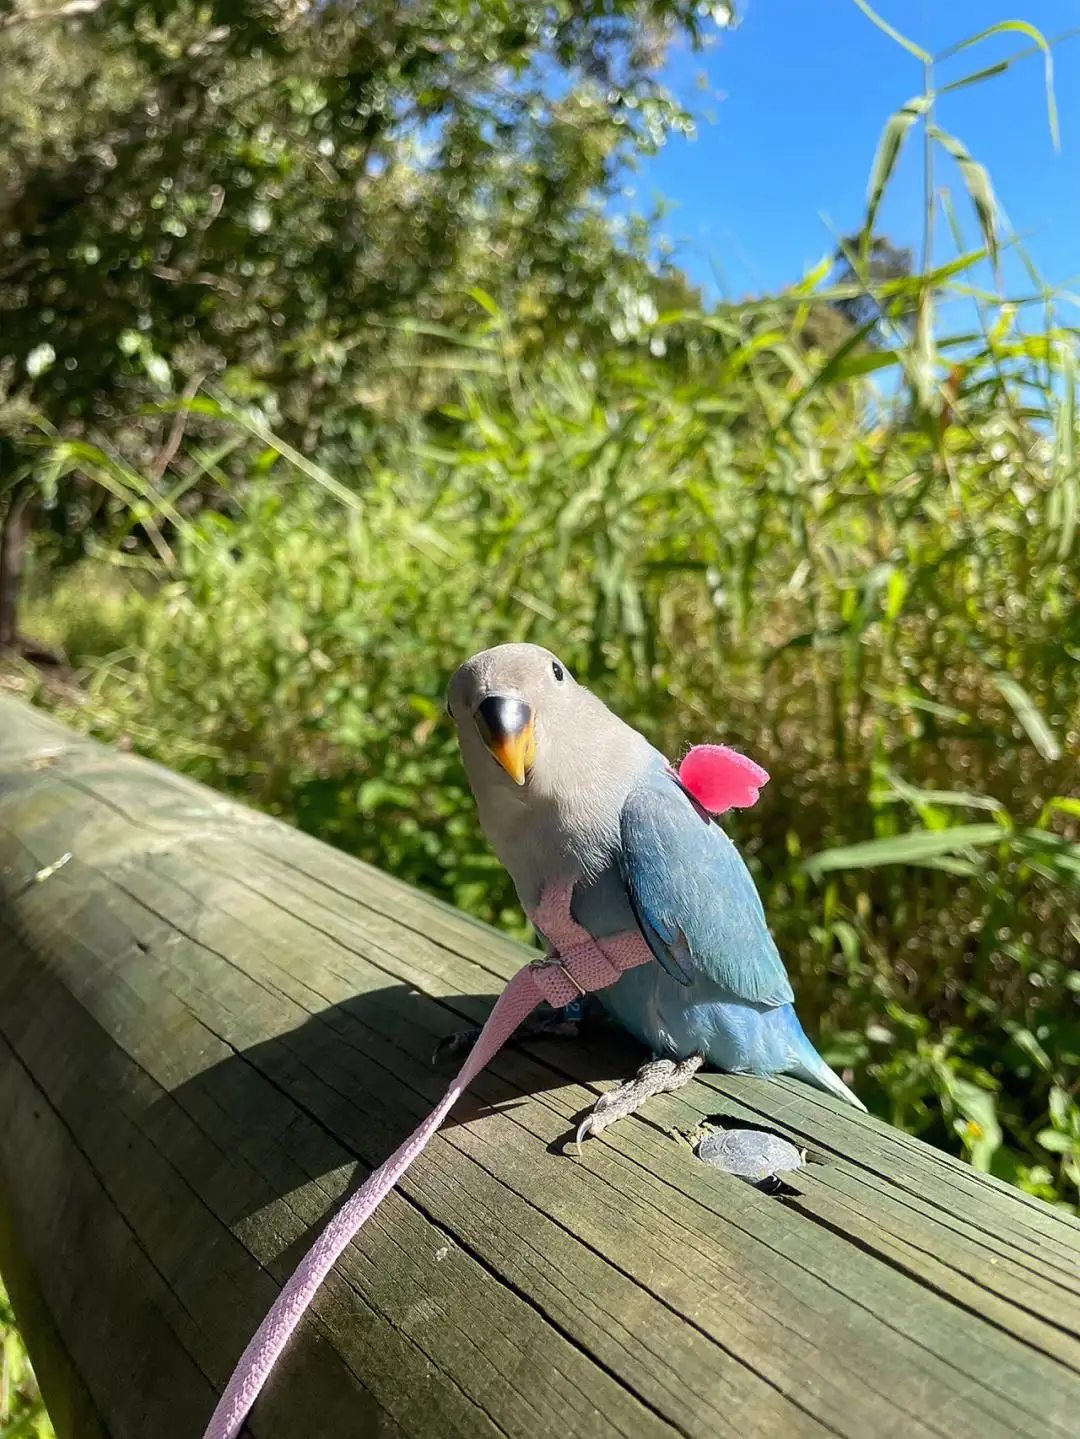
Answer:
[
  {"xmin": 0, "ymin": 1281, "xmax": 52, "ymax": 1439},
  {"xmin": 20, "ymin": 560, "xmax": 151, "ymax": 669}
]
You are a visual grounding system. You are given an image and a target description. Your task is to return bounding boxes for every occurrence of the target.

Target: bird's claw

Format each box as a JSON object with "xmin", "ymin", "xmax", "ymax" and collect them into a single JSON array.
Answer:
[
  {"xmin": 570, "ymin": 1053, "xmax": 705, "ymax": 1154},
  {"xmin": 432, "ymin": 1027, "xmax": 482, "ymax": 1066},
  {"xmin": 434, "ymin": 1006, "xmax": 583, "ymax": 1068},
  {"xmin": 573, "ymin": 1102, "xmax": 615, "ymax": 1153},
  {"xmin": 573, "ymin": 1117, "xmax": 594, "ymax": 1153}
]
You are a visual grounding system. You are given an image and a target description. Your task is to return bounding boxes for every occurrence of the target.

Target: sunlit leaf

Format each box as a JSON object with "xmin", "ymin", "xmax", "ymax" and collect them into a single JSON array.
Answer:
[
  {"xmin": 992, "ymin": 672, "xmax": 1062, "ymax": 760},
  {"xmin": 803, "ymin": 825, "xmax": 1005, "ymax": 877},
  {"xmin": 866, "ymin": 95, "xmax": 932, "ymax": 235},
  {"xmin": 926, "ymin": 125, "xmax": 999, "ymax": 268}
]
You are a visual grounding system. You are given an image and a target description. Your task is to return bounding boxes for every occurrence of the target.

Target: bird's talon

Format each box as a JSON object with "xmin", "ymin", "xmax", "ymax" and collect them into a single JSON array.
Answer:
[
  {"xmin": 568, "ymin": 1054, "xmax": 704, "ymax": 1152},
  {"xmin": 432, "ymin": 1027, "xmax": 482, "ymax": 1067}
]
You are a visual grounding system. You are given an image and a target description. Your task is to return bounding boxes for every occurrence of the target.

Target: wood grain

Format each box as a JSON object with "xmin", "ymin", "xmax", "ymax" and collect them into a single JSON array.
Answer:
[{"xmin": 1, "ymin": 694, "xmax": 1079, "ymax": 1439}]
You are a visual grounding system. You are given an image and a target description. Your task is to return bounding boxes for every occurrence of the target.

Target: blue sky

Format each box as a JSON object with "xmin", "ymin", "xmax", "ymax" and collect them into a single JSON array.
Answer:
[{"xmin": 633, "ymin": 0, "xmax": 1079, "ymax": 311}]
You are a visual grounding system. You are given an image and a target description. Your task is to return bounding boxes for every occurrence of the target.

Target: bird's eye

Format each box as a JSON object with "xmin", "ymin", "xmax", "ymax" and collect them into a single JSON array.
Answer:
[{"xmin": 552, "ymin": 660, "xmax": 565, "ymax": 682}]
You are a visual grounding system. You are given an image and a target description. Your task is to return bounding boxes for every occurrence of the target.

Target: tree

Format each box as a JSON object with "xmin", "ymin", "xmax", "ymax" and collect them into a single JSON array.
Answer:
[
  {"xmin": 0, "ymin": 0, "xmax": 731, "ymax": 652},
  {"xmin": 830, "ymin": 233, "xmax": 916, "ymax": 345}
]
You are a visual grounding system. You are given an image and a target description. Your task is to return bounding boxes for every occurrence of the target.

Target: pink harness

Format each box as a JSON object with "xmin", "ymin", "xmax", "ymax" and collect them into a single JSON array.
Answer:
[{"xmin": 201, "ymin": 746, "xmax": 767, "ymax": 1438}]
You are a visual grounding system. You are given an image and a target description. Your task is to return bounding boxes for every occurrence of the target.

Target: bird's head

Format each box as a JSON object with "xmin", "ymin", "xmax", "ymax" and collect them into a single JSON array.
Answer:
[{"xmin": 446, "ymin": 642, "xmax": 582, "ymax": 797}]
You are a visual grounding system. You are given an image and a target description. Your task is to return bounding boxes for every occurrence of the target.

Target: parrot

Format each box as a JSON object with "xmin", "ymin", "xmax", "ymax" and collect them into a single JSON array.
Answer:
[
  {"xmin": 198, "ymin": 645, "xmax": 864, "ymax": 1439},
  {"xmin": 445, "ymin": 642, "xmax": 865, "ymax": 1157}
]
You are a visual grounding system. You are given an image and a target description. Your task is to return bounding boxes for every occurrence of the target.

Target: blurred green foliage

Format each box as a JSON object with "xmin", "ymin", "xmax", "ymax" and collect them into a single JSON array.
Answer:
[
  {"xmin": 0, "ymin": 1280, "xmax": 50, "ymax": 1438},
  {"xmin": 1, "ymin": 4, "xmax": 1080, "ymax": 1425}
]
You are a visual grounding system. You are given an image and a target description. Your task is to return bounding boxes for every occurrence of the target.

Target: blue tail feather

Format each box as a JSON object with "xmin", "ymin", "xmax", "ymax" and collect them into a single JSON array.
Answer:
[{"xmin": 782, "ymin": 1008, "xmax": 867, "ymax": 1111}]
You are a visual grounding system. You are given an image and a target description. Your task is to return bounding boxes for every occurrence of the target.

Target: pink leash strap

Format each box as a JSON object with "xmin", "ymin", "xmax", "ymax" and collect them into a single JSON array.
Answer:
[{"xmin": 201, "ymin": 919, "xmax": 651, "ymax": 1439}]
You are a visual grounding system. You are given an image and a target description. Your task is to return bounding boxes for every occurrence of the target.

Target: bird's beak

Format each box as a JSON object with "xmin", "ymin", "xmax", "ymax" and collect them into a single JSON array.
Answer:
[{"xmin": 474, "ymin": 695, "xmax": 535, "ymax": 786}]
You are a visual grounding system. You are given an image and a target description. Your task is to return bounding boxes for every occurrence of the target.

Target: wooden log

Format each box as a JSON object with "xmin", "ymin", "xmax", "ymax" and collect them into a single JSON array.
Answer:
[{"xmin": 1, "ymin": 692, "xmax": 1079, "ymax": 1439}]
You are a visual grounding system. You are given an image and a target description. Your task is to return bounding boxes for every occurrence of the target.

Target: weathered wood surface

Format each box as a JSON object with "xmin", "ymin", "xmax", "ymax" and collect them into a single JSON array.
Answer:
[{"xmin": 1, "ymin": 695, "xmax": 1079, "ymax": 1439}]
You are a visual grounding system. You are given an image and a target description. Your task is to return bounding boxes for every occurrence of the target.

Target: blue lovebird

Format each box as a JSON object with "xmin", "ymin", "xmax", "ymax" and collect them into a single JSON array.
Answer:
[{"xmin": 447, "ymin": 643, "xmax": 864, "ymax": 1153}]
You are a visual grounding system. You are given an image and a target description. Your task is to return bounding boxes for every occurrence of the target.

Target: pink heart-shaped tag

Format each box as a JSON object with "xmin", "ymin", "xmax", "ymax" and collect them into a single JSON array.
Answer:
[{"xmin": 677, "ymin": 744, "xmax": 769, "ymax": 814}]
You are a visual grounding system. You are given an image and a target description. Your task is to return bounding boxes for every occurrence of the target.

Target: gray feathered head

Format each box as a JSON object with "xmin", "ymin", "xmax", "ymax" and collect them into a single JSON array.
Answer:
[{"xmin": 447, "ymin": 643, "xmax": 654, "ymax": 809}]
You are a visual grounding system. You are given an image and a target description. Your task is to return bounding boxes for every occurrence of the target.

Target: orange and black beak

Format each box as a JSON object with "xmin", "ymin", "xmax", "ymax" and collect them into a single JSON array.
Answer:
[{"xmin": 474, "ymin": 696, "xmax": 535, "ymax": 786}]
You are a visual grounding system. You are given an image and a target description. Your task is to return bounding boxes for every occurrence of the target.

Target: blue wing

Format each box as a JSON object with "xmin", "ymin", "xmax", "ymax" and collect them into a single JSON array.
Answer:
[{"xmin": 617, "ymin": 767, "xmax": 795, "ymax": 1009}]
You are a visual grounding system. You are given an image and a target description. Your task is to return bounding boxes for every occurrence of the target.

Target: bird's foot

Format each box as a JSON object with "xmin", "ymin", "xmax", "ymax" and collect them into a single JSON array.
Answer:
[
  {"xmin": 433, "ymin": 1003, "xmax": 582, "ymax": 1066},
  {"xmin": 575, "ymin": 1053, "xmax": 704, "ymax": 1150}
]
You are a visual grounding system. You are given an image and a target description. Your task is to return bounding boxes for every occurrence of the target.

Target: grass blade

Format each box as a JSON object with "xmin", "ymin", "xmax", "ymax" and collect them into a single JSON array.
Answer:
[
  {"xmin": 803, "ymin": 825, "xmax": 1006, "ymax": 876},
  {"xmin": 926, "ymin": 125, "xmax": 999, "ymax": 268},
  {"xmin": 1053, "ymin": 336, "xmax": 1077, "ymax": 558},
  {"xmin": 937, "ymin": 20, "xmax": 1059, "ymax": 149},
  {"xmin": 992, "ymin": 673, "xmax": 1062, "ymax": 760},
  {"xmin": 850, "ymin": 0, "xmax": 930, "ymax": 62},
  {"xmin": 866, "ymin": 95, "xmax": 932, "ymax": 235}
]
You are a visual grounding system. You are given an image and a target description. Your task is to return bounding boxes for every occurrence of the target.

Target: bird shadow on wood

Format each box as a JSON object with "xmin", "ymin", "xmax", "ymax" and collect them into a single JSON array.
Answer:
[{"xmin": 163, "ymin": 981, "xmax": 646, "ymax": 1271}]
